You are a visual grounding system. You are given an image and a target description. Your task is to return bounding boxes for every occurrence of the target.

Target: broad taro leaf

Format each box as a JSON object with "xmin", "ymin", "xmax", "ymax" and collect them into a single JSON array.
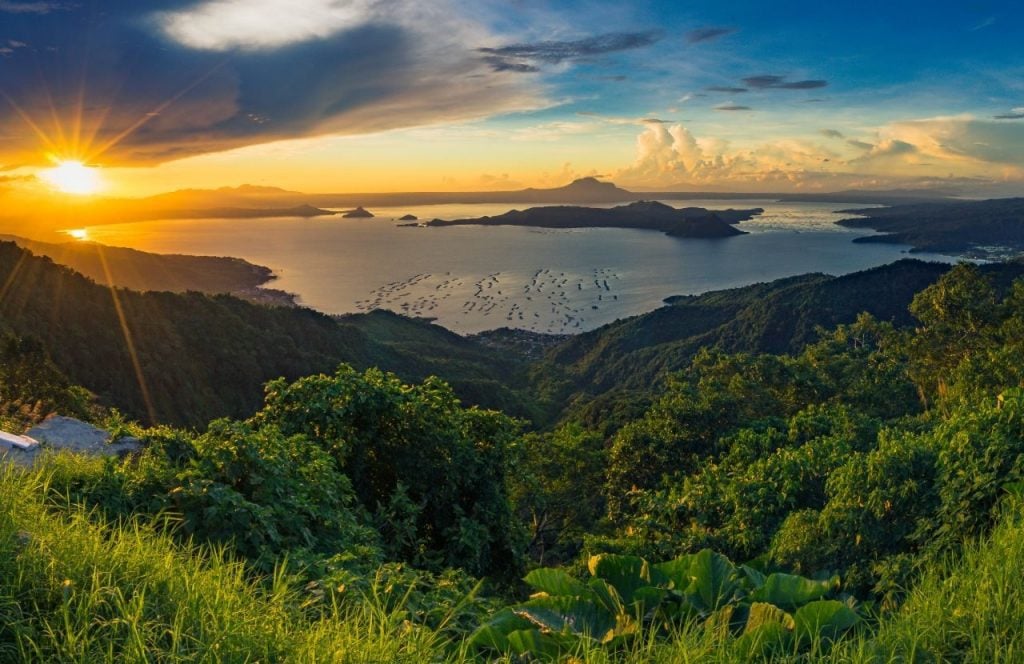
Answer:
[
  {"xmin": 743, "ymin": 601, "xmax": 796, "ymax": 635},
  {"xmin": 653, "ymin": 554, "xmax": 696, "ymax": 590},
  {"xmin": 703, "ymin": 604, "xmax": 736, "ymax": 639},
  {"xmin": 688, "ymin": 549, "xmax": 739, "ymax": 612},
  {"xmin": 739, "ymin": 564, "xmax": 767, "ymax": 590},
  {"xmin": 793, "ymin": 600, "xmax": 859, "ymax": 644},
  {"xmin": 588, "ymin": 578, "xmax": 626, "ymax": 616},
  {"xmin": 468, "ymin": 608, "xmax": 534, "ymax": 651},
  {"xmin": 750, "ymin": 573, "xmax": 838, "ymax": 609},
  {"xmin": 505, "ymin": 628, "xmax": 564, "ymax": 660},
  {"xmin": 524, "ymin": 568, "xmax": 593, "ymax": 598},
  {"xmin": 513, "ymin": 596, "xmax": 617, "ymax": 642},
  {"xmin": 588, "ymin": 554, "xmax": 651, "ymax": 605},
  {"xmin": 631, "ymin": 586, "xmax": 669, "ymax": 617}
]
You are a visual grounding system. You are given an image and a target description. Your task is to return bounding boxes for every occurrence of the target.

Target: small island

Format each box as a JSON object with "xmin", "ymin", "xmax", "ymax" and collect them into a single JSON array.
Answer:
[
  {"xmin": 343, "ymin": 207, "xmax": 375, "ymax": 218},
  {"xmin": 422, "ymin": 200, "xmax": 761, "ymax": 238},
  {"xmin": 399, "ymin": 213, "xmax": 418, "ymax": 221}
]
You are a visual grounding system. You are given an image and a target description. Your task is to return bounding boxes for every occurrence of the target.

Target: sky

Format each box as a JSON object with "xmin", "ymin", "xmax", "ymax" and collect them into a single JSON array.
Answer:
[{"xmin": 1, "ymin": 0, "xmax": 1023, "ymax": 196}]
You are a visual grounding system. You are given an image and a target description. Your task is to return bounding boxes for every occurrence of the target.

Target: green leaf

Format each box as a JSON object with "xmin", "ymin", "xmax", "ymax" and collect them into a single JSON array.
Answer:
[
  {"xmin": 688, "ymin": 549, "xmax": 739, "ymax": 612},
  {"xmin": 505, "ymin": 628, "xmax": 563, "ymax": 659},
  {"xmin": 631, "ymin": 586, "xmax": 669, "ymax": 616},
  {"xmin": 653, "ymin": 554, "xmax": 696, "ymax": 590},
  {"xmin": 468, "ymin": 608, "xmax": 533, "ymax": 651},
  {"xmin": 587, "ymin": 578, "xmax": 626, "ymax": 616},
  {"xmin": 524, "ymin": 568, "xmax": 592, "ymax": 598},
  {"xmin": 513, "ymin": 596, "xmax": 617, "ymax": 641},
  {"xmin": 588, "ymin": 554, "xmax": 651, "ymax": 604},
  {"xmin": 750, "ymin": 573, "xmax": 838, "ymax": 609},
  {"xmin": 793, "ymin": 600, "xmax": 859, "ymax": 644},
  {"xmin": 739, "ymin": 564, "xmax": 766, "ymax": 589},
  {"xmin": 743, "ymin": 602, "xmax": 795, "ymax": 634}
]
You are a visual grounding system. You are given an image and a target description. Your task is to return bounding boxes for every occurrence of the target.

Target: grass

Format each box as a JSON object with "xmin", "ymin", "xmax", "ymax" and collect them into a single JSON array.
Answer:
[
  {"xmin": 0, "ymin": 460, "xmax": 443, "ymax": 663},
  {"xmin": 2, "ymin": 454, "xmax": 1023, "ymax": 663},
  {"xmin": 834, "ymin": 495, "xmax": 1024, "ymax": 663}
]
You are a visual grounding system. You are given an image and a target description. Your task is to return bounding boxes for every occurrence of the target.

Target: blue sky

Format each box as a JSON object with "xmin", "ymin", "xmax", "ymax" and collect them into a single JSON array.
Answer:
[{"xmin": 1, "ymin": 0, "xmax": 1022, "ymax": 194}]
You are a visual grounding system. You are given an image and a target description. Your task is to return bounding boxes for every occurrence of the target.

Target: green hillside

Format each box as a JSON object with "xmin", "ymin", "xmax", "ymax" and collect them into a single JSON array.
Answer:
[
  {"xmin": 2, "ymin": 260, "xmax": 1024, "ymax": 661},
  {"xmin": 0, "ymin": 241, "xmax": 533, "ymax": 426}
]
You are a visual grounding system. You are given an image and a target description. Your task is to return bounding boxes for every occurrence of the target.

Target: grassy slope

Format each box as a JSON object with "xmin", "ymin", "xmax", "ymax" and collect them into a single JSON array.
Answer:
[
  {"xmin": 0, "ymin": 459, "xmax": 442, "ymax": 663},
  {"xmin": 5, "ymin": 453, "xmax": 1022, "ymax": 662}
]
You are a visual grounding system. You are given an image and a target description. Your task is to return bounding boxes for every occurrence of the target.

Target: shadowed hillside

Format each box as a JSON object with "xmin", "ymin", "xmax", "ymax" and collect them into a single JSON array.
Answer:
[{"xmin": 0, "ymin": 242, "xmax": 532, "ymax": 426}]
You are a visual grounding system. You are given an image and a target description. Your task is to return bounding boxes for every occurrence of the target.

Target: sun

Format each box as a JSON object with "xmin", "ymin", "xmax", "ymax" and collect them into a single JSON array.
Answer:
[{"xmin": 40, "ymin": 160, "xmax": 103, "ymax": 195}]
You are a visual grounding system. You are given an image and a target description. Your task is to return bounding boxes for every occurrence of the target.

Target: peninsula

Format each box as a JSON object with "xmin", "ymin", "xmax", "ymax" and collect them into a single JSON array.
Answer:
[
  {"xmin": 422, "ymin": 200, "xmax": 759, "ymax": 238},
  {"xmin": 0, "ymin": 235, "xmax": 297, "ymax": 306},
  {"xmin": 837, "ymin": 197, "xmax": 1024, "ymax": 257}
]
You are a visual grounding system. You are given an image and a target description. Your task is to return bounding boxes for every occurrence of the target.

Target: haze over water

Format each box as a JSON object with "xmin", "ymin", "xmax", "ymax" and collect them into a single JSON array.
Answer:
[{"xmin": 84, "ymin": 200, "xmax": 956, "ymax": 335}]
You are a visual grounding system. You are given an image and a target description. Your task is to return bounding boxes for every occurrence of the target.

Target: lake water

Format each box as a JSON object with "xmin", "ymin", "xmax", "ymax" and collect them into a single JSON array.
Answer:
[{"xmin": 83, "ymin": 200, "xmax": 956, "ymax": 335}]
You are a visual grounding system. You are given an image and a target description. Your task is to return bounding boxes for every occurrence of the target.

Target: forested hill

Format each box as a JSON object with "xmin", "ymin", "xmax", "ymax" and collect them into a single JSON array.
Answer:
[
  {"xmin": 0, "ymin": 241, "xmax": 531, "ymax": 426},
  {"xmin": 0, "ymin": 234, "xmax": 275, "ymax": 295},
  {"xmin": 838, "ymin": 197, "xmax": 1024, "ymax": 255},
  {"xmin": 531, "ymin": 259, "xmax": 1024, "ymax": 428}
]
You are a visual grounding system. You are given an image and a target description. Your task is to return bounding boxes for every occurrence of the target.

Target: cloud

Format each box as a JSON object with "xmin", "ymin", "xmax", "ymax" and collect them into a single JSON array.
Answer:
[
  {"xmin": 575, "ymin": 112, "xmax": 675, "ymax": 128},
  {"xmin": 866, "ymin": 139, "xmax": 917, "ymax": 157},
  {"xmin": 0, "ymin": 0, "xmax": 545, "ymax": 166},
  {"xmin": 820, "ymin": 129, "xmax": 844, "ymax": 139},
  {"xmin": 706, "ymin": 86, "xmax": 747, "ymax": 93},
  {"xmin": 715, "ymin": 104, "xmax": 753, "ymax": 111},
  {"xmin": 970, "ymin": 16, "xmax": 996, "ymax": 31},
  {"xmin": 613, "ymin": 121, "xmax": 846, "ymax": 190},
  {"xmin": 481, "ymin": 56, "xmax": 539, "ymax": 73},
  {"xmin": 0, "ymin": 1, "xmax": 73, "ymax": 13},
  {"xmin": 155, "ymin": 0, "xmax": 374, "ymax": 51},
  {"xmin": 0, "ymin": 39, "xmax": 28, "ymax": 55},
  {"xmin": 478, "ymin": 30, "xmax": 661, "ymax": 72},
  {"xmin": 879, "ymin": 115, "xmax": 1024, "ymax": 167},
  {"xmin": 612, "ymin": 114, "xmax": 1024, "ymax": 193},
  {"xmin": 685, "ymin": 27, "xmax": 734, "ymax": 44},
  {"xmin": 994, "ymin": 107, "xmax": 1024, "ymax": 120},
  {"xmin": 742, "ymin": 75, "xmax": 828, "ymax": 90}
]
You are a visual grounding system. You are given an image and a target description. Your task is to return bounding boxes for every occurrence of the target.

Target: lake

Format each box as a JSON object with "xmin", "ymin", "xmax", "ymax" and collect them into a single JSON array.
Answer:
[{"xmin": 83, "ymin": 200, "xmax": 956, "ymax": 335}]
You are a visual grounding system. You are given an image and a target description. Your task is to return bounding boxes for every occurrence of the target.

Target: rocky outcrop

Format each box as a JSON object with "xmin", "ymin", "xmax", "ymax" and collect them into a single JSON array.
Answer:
[{"xmin": 0, "ymin": 416, "xmax": 141, "ymax": 466}]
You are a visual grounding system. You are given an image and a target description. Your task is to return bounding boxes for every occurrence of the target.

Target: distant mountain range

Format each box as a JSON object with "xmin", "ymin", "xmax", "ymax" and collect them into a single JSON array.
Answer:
[{"xmin": 6, "ymin": 178, "xmax": 963, "ymax": 233}]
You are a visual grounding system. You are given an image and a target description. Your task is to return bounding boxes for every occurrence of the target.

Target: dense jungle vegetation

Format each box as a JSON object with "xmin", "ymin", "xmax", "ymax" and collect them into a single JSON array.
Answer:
[{"xmin": 3, "ymin": 239, "xmax": 1024, "ymax": 661}]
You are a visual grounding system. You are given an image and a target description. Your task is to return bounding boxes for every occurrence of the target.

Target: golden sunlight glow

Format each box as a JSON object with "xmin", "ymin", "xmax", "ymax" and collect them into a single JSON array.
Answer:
[
  {"xmin": 40, "ymin": 161, "xmax": 103, "ymax": 195},
  {"xmin": 67, "ymin": 229, "xmax": 89, "ymax": 240}
]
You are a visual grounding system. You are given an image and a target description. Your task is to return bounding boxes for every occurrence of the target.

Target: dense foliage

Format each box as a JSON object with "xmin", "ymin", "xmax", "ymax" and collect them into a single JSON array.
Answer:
[
  {"xmin": 471, "ymin": 549, "xmax": 859, "ymax": 660},
  {"xmin": 45, "ymin": 365, "xmax": 523, "ymax": 580},
  {"xmin": 6, "ymin": 256, "xmax": 1024, "ymax": 660}
]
